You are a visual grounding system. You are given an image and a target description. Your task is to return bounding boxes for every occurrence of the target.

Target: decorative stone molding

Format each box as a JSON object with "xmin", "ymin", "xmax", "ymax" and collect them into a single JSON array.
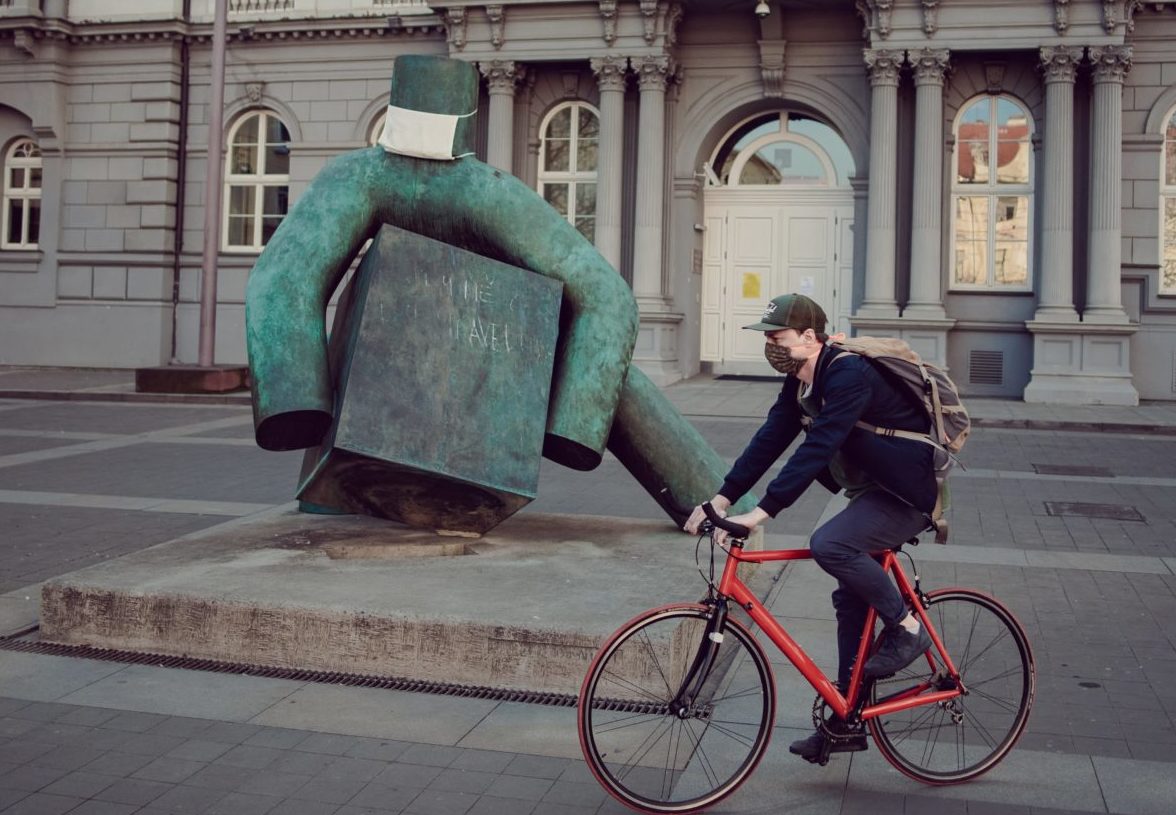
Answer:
[
  {"xmin": 666, "ymin": 3, "xmax": 684, "ymax": 46},
  {"xmin": 639, "ymin": 0, "xmax": 659, "ymax": 45},
  {"xmin": 445, "ymin": 8, "xmax": 466, "ymax": 50},
  {"xmin": 921, "ymin": 0, "xmax": 939, "ymax": 36},
  {"xmin": 635, "ymin": 54, "xmax": 671, "ymax": 91},
  {"xmin": 1089, "ymin": 44, "xmax": 1132, "ymax": 83},
  {"xmin": 486, "ymin": 4, "xmax": 505, "ymax": 49},
  {"xmin": 667, "ymin": 62, "xmax": 685, "ymax": 103},
  {"xmin": 13, "ymin": 29, "xmax": 37, "ymax": 58},
  {"xmin": 479, "ymin": 59, "xmax": 520, "ymax": 93},
  {"xmin": 1101, "ymin": 0, "xmax": 1120, "ymax": 33},
  {"xmin": 984, "ymin": 61, "xmax": 1006, "ymax": 93},
  {"xmin": 758, "ymin": 40, "xmax": 787, "ymax": 98},
  {"xmin": 245, "ymin": 82, "xmax": 265, "ymax": 103},
  {"xmin": 853, "ymin": 0, "xmax": 871, "ymax": 40},
  {"xmin": 598, "ymin": 0, "xmax": 618, "ymax": 46},
  {"xmin": 873, "ymin": 0, "xmax": 894, "ymax": 39},
  {"xmin": 590, "ymin": 55, "xmax": 629, "ymax": 92},
  {"xmin": 1039, "ymin": 45, "xmax": 1082, "ymax": 83},
  {"xmin": 1125, "ymin": 0, "xmax": 1146, "ymax": 33},
  {"xmin": 1053, "ymin": 0, "xmax": 1071, "ymax": 33},
  {"xmin": 864, "ymin": 48, "xmax": 903, "ymax": 86},
  {"xmin": 909, "ymin": 47, "xmax": 949, "ymax": 85}
]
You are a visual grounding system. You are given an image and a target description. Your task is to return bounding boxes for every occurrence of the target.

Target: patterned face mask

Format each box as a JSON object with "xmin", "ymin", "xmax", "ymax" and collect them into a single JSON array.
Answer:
[{"xmin": 764, "ymin": 342, "xmax": 803, "ymax": 375}]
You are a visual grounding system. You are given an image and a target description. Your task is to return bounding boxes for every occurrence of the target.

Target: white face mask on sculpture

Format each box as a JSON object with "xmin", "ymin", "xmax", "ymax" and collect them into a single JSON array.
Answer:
[{"xmin": 764, "ymin": 342, "xmax": 804, "ymax": 375}]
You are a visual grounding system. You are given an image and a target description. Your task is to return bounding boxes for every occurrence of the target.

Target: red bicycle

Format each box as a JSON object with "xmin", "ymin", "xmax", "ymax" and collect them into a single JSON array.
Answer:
[{"xmin": 578, "ymin": 502, "xmax": 1035, "ymax": 814}]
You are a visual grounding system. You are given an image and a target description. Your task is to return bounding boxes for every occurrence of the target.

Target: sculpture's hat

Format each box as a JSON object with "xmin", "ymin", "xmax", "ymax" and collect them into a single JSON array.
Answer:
[{"xmin": 378, "ymin": 55, "xmax": 478, "ymax": 161}]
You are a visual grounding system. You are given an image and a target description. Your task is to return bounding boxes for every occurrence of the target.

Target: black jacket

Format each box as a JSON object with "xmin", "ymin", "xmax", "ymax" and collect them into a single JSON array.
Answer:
[{"xmin": 719, "ymin": 345, "xmax": 938, "ymax": 516}]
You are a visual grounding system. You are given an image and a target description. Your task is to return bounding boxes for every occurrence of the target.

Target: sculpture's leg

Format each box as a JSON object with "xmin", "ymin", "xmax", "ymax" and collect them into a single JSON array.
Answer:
[{"xmin": 607, "ymin": 365, "xmax": 758, "ymax": 525}]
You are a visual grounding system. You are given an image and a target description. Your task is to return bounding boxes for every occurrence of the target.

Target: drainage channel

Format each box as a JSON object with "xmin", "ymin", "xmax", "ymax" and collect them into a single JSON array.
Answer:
[{"xmin": 0, "ymin": 628, "xmax": 579, "ymax": 708}]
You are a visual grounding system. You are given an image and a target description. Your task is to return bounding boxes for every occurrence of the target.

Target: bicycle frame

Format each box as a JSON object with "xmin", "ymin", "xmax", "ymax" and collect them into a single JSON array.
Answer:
[{"xmin": 715, "ymin": 542, "xmax": 964, "ymax": 722}]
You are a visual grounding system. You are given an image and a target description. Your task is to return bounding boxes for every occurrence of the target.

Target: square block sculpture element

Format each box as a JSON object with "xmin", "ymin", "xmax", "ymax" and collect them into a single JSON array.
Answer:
[{"xmin": 297, "ymin": 224, "xmax": 563, "ymax": 535}]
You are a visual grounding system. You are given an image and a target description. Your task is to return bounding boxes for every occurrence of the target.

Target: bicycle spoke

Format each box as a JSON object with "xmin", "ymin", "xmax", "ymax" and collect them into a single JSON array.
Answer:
[
  {"xmin": 598, "ymin": 669, "xmax": 667, "ymax": 704},
  {"xmin": 965, "ymin": 685, "xmax": 1022, "ymax": 714}
]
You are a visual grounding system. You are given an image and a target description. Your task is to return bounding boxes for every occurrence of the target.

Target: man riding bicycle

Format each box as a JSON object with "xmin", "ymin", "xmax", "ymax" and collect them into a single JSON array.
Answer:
[{"xmin": 684, "ymin": 293, "xmax": 938, "ymax": 763}]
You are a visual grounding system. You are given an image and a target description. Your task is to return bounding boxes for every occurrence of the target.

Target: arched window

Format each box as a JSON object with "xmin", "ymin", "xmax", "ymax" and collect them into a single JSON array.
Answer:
[
  {"xmin": 1163, "ymin": 107, "xmax": 1176, "ymax": 293},
  {"xmin": 369, "ymin": 112, "xmax": 386, "ymax": 147},
  {"xmin": 708, "ymin": 112, "xmax": 854, "ymax": 187},
  {"xmin": 224, "ymin": 111, "xmax": 290, "ymax": 252},
  {"xmin": 538, "ymin": 102, "xmax": 598, "ymax": 241},
  {"xmin": 2, "ymin": 138, "xmax": 41, "ymax": 250},
  {"xmin": 951, "ymin": 95, "xmax": 1033, "ymax": 290}
]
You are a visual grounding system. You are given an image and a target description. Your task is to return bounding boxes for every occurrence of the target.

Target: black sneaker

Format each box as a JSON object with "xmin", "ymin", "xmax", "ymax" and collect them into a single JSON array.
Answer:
[
  {"xmin": 863, "ymin": 623, "xmax": 933, "ymax": 678},
  {"xmin": 788, "ymin": 720, "xmax": 867, "ymax": 763}
]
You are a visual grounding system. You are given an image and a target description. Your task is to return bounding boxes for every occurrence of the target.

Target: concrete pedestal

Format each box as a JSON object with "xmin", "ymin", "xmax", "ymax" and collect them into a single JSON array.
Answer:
[
  {"xmin": 40, "ymin": 508, "xmax": 776, "ymax": 695},
  {"xmin": 1023, "ymin": 321, "xmax": 1139, "ymax": 406}
]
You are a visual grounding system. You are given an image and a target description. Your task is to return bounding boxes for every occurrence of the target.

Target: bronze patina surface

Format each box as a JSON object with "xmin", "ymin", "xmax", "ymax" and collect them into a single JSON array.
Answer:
[
  {"xmin": 297, "ymin": 225, "xmax": 561, "ymax": 535},
  {"xmin": 246, "ymin": 54, "xmax": 754, "ymax": 533}
]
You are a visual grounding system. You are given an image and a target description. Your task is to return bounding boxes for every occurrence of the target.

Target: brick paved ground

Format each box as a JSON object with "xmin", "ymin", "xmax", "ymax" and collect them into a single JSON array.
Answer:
[{"xmin": 1, "ymin": 375, "xmax": 1175, "ymax": 813}]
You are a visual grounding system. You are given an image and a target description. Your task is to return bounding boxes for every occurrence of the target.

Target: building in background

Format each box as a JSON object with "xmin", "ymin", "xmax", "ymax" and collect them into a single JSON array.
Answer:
[{"xmin": 3, "ymin": 0, "xmax": 1176, "ymax": 403}]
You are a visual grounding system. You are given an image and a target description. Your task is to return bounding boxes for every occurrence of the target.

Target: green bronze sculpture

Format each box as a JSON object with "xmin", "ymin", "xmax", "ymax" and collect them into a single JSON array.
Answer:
[{"xmin": 245, "ymin": 55, "xmax": 754, "ymax": 533}]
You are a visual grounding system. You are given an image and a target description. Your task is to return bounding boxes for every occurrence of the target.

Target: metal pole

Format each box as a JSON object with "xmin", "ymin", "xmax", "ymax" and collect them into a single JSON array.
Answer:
[{"xmin": 198, "ymin": 0, "xmax": 228, "ymax": 367}]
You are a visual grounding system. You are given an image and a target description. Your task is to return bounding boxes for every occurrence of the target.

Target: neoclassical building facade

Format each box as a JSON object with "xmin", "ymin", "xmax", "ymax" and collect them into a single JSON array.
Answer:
[{"xmin": 2, "ymin": 0, "xmax": 1176, "ymax": 403}]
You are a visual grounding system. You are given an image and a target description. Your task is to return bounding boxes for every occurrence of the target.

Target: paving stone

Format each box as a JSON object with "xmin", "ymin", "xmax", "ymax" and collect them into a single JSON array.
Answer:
[
  {"xmin": 199, "ymin": 722, "xmax": 264, "ymax": 745},
  {"xmin": 146, "ymin": 717, "xmax": 217, "ymax": 739},
  {"xmin": 271, "ymin": 799, "xmax": 340, "ymax": 815},
  {"xmin": 502, "ymin": 754, "xmax": 571, "ymax": 780},
  {"xmin": 102, "ymin": 712, "xmax": 169, "ymax": 733},
  {"xmin": 165, "ymin": 739, "xmax": 235, "ymax": 762},
  {"xmin": 0, "ymin": 699, "xmax": 30, "ymax": 718},
  {"xmin": 446, "ymin": 749, "xmax": 514, "ymax": 774},
  {"xmin": 344, "ymin": 739, "xmax": 412, "ymax": 764},
  {"xmin": 290, "ymin": 773, "xmax": 370, "ymax": 804},
  {"xmin": 403, "ymin": 788, "xmax": 478, "ymax": 815},
  {"xmin": 180, "ymin": 762, "xmax": 254, "ymax": 790},
  {"xmin": 149, "ymin": 782, "xmax": 229, "ymax": 813},
  {"xmin": 0, "ymin": 763, "xmax": 70, "ymax": 792},
  {"xmin": 392, "ymin": 744, "xmax": 464, "ymax": 769},
  {"xmin": 66, "ymin": 801, "xmax": 139, "ymax": 815},
  {"xmin": 243, "ymin": 727, "xmax": 311, "ymax": 751},
  {"xmin": 373, "ymin": 764, "xmax": 442, "ymax": 789},
  {"xmin": 344, "ymin": 780, "xmax": 418, "ymax": 812},
  {"xmin": 0, "ymin": 740, "xmax": 55, "ymax": 765},
  {"xmin": 425, "ymin": 768, "xmax": 497, "ymax": 795},
  {"xmin": 129, "ymin": 756, "xmax": 205, "ymax": 784},
  {"xmin": 523, "ymin": 802, "xmax": 594, "ymax": 815},
  {"xmin": 0, "ymin": 792, "xmax": 84, "ymax": 814},
  {"xmin": 0, "ymin": 787, "xmax": 30, "ymax": 810},
  {"xmin": 81, "ymin": 751, "xmax": 155, "ymax": 777},
  {"xmin": 116, "ymin": 732, "xmax": 187, "ymax": 757},
  {"xmin": 268, "ymin": 751, "xmax": 337, "ymax": 777},
  {"xmin": 465, "ymin": 796, "xmax": 536, "ymax": 815},
  {"xmin": 204, "ymin": 790, "xmax": 282, "ymax": 815},
  {"xmin": 52, "ymin": 707, "xmax": 121, "ymax": 728},
  {"xmin": 39, "ymin": 769, "xmax": 117, "ymax": 798},
  {"xmin": 6, "ymin": 703, "xmax": 80, "ymax": 724},
  {"xmin": 295, "ymin": 733, "xmax": 362, "ymax": 756},
  {"xmin": 92, "ymin": 777, "xmax": 172, "ymax": 807},
  {"xmin": 0, "ymin": 718, "xmax": 39, "ymax": 739},
  {"xmin": 213, "ymin": 744, "xmax": 283, "ymax": 770},
  {"xmin": 966, "ymin": 802, "xmax": 1032, "ymax": 815},
  {"xmin": 482, "ymin": 774, "xmax": 553, "ymax": 802},
  {"xmin": 539, "ymin": 780, "xmax": 606, "ymax": 807},
  {"xmin": 235, "ymin": 768, "xmax": 314, "ymax": 797}
]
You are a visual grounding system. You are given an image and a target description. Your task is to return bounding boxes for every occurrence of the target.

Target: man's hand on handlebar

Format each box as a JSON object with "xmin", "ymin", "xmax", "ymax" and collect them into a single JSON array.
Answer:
[
  {"xmin": 713, "ymin": 508, "xmax": 770, "ymax": 546},
  {"xmin": 684, "ymin": 495, "xmax": 731, "ymax": 535}
]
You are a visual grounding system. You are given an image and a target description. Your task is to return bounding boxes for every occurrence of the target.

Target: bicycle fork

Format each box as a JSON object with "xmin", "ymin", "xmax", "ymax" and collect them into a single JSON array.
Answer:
[{"xmin": 668, "ymin": 601, "xmax": 730, "ymax": 719}]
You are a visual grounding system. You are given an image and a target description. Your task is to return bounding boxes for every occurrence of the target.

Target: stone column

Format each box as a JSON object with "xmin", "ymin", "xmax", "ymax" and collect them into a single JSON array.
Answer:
[
  {"xmin": 590, "ymin": 55, "xmax": 628, "ymax": 272},
  {"xmin": 906, "ymin": 47, "xmax": 950, "ymax": 319},
  {"xmin": 858, "ymin": 49, "xmax": 903, "ymax": 318},
  {"xmin": 632, "ymin": 55, "xmax": 671, "ymax": 308},
  {"xmin": 480, "ymin": 60, "xmax": 520, "ymax": 174},
  {"xmin": 1034, "ymin": 46, "xmax": 1083, "ymax": 321},
  {"xmin": 1085, "ymin": 45, "xmax": 1131, "ymax": 323}
]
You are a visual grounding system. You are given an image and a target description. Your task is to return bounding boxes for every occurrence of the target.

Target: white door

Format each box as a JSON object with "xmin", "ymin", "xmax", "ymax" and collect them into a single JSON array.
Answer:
[{"xmin": 701, "ymin": 196, "xmax": 852, "ymax": 374}]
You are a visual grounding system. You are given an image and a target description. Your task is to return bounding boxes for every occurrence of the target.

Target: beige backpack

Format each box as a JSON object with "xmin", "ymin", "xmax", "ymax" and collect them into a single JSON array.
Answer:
[{"xmin": 828, "ymin": 337, "xmax": 970, "ymax": 543}]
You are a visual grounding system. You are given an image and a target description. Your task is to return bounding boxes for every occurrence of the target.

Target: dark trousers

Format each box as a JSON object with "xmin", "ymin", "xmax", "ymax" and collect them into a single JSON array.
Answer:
[{"xmin": 809, "ymin": 489, "xmax": 929, "ymax": 690}]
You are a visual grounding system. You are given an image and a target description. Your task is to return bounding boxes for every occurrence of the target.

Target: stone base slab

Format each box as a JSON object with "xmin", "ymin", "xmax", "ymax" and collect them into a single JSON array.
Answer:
[{"xmin": 40, "ymin": 508, "xmax": 778, "ymax": 695}]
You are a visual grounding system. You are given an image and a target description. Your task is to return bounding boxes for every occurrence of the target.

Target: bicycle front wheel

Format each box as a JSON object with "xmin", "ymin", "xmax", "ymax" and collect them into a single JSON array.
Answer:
[
  {"xmin": 578, "ymin": 604, "xmax": 775, "ymax": 814},
  {"xmin": 869, "ymin": 589, "xmax": 1035, "ymax": 784}
]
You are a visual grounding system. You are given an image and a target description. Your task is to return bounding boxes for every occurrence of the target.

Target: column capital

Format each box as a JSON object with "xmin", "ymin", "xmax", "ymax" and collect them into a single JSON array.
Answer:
[
  {"xmin": 1039, "ymin": 45, "xmax": 1083, "ymax": 83},
  {"xmin": 479, "ymin": 59, "xmax": 522, "ymax": 95},
  {"xmin": 590, "ymin": 55, "xmax": 630, "ymax": 92},
  {"xmin": 908, "ymin": 48, "xmax": 950, "ymax": 86},
  {"xmin": 864, "ymin": 48, "xmax": 904, "ymax": 87},
  {"xmin": 1088, "ymin": 44, "xmax": 1132, "ymax": 83},
  {"xmin": 635, "ymin": 54, "xmax": 672, "ymax": 91}
]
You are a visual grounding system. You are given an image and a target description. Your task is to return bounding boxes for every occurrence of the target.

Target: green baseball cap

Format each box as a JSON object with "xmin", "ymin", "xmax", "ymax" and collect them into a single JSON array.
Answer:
[{"xmin": 743, "ymin": 293, "xmax": 827, "ymax": 333}]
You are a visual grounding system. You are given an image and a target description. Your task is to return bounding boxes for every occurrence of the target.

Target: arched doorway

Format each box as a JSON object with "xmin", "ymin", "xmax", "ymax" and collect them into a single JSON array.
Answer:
[{"xmin": 701, "ymin": 112, "xmax": 856, "ymax": 375}]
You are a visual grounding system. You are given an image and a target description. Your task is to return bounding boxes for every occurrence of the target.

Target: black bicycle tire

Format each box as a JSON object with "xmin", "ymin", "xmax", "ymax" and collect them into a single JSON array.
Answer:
[
  {"xmin": 868, "ymin": 589, "xmax": 1035, "ymax": 784},
  {"xmin": 578, "ymin": 605, "xmax": 776, "ymax": 814}
]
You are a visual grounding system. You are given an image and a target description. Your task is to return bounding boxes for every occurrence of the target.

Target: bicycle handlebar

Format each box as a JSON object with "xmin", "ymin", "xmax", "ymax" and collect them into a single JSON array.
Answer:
[{"xmin": 659, "ymin": 489, "xmax": 752, "ymax": 540}]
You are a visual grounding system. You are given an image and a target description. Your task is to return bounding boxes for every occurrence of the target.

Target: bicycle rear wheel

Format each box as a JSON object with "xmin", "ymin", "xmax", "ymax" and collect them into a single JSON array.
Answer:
[
  {"xmin": 868, "ymin": 589, "xmax": 1035, "ymax": 784},
  {"xmin": 578, "ymin": 604, "xmax": 775, "ymax": 814}
]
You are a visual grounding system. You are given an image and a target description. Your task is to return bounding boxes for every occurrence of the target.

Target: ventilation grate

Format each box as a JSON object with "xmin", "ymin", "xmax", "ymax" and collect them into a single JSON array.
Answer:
[
  {"xmin": 969, "ymin": 350, "xmax": 1004, "ymax": 386},
  {"xmin": 0, "ymin": 631, "xmax": 579, "ymax": 708},
  {"xmin": 1043, "ymin": 502, "xmax": 1145, "ymax": 522}
]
